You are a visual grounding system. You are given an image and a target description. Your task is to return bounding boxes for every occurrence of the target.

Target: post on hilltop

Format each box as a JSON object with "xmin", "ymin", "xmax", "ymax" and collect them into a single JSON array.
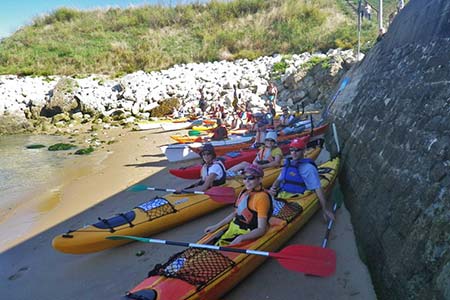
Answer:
[{"xmin": 378, "ymin": 0, "xmax": 383, "ymax": 30}]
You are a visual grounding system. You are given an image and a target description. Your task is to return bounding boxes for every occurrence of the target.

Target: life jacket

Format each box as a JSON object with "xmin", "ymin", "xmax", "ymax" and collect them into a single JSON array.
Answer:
[
  {"xmin": 199, "ymin": 159, "xmax": 226, "ymax": 186},
  {"xmin": 211, "ymin": 125, "xmax": 228, "ymax": 140},
  {"xmin": 279, "ymin": 158, "xmax": 317, "ymax": 194},
  {"xmin": 256, "ymin": 146, "xmax": 275, "ymax": 164},
  {"xmin": 233, "ymin": 188, "xmax": 273, "ymax": 230}
]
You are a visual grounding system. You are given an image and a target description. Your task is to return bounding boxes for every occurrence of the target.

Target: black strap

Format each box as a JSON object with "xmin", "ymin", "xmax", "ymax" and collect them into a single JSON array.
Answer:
[
  {"xmin": 97, "ymin": 217, "xmax": 115, "ymax": 233},
  {"xmin": 117, "ymin": 213, "xmax": 134, "ymax": 227}
]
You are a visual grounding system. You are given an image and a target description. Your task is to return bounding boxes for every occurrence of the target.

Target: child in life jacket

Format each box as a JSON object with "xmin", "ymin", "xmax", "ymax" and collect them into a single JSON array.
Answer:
[
  {"xmin": 205, "ymin": 164, "xmax": 272, "ymax": 246},
  {"xmin": 226, "ymin": 131, "xmax": 282, "ymax": 177},
  {"xmin": 269, "ymin": 138, "xmax": 335, "ymax": 221}
]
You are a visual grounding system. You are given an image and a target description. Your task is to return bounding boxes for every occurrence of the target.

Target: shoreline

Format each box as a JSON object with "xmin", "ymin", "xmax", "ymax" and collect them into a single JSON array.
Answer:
[{"xmin": 0, "ymin": 127, "xmax": 376, "ymax": 299}]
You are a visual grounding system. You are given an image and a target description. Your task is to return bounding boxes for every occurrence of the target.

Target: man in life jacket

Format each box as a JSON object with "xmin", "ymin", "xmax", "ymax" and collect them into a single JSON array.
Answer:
[
  {"xmin": 269, "ymin": 138, "xmax": 335, "ymax": 221},
  {"xmin": 205, "ymin": 164, "xmax": 272, "ymax": 246},
  {"xmin": 226, "ymin": 131, "xmax": 282, "ymax": 176},
  {"xmin": 177, "ymin": 143, "xmax": 226, "ymax": 193},
  {"xmin": 278, "ymin": 106, "xmax": 295, "ymax": 129}
]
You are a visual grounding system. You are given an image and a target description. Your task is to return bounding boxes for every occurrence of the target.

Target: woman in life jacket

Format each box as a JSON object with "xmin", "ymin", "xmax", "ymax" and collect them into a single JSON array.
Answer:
[
  {"xmin": 226, "ymin": 131, "xmax": 282, "ymax": 176},
  {"xmin": 177, "ymin": 143, "xmax": 226, "ymax": 193},
  {"xmin": 269, "ymin": 137, "xmax": 335, "ymax": 221},
  {"xmin": 205, "ymin": 164, "xmax": 273, "ymax": 246}
]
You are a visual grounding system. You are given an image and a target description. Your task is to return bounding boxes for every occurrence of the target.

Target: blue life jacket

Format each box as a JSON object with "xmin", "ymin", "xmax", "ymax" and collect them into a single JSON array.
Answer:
[{"xmin": 279, "ymin": 158, "xmax": 317, "ymax": 194}]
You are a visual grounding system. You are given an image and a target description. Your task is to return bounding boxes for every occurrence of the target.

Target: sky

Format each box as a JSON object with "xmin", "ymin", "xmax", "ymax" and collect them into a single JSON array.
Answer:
[{"xmin": 0, "ymin": 0, "xmax": 206, "ymax": 38}]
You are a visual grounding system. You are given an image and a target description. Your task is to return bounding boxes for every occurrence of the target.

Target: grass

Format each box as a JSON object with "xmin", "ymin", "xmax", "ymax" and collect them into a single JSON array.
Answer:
[{"xmin": 0, "ymin": 0, "xmax": 385, "ymax": 76}]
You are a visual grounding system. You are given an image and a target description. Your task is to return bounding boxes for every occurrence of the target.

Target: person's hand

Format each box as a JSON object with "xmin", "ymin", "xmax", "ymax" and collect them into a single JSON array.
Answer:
[
  {"xmin": 269, "ymin": 186, "xmax": 278, "ymax": 196},
  {"xmin": 204, "ymin": 225, "xmax": 217, "ymax": 234},
  {"xmin": 322, "ymin": 209, "xmax": 335, "ymax": 222}
]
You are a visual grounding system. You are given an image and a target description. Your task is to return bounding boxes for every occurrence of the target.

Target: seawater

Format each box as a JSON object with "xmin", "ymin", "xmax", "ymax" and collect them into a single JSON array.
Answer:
[{"xmin": 0, "ymin": 134, "xmax": 75, "ymax": 220}]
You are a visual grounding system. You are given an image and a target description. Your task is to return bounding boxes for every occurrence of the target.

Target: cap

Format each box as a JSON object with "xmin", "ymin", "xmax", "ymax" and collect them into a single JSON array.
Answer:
[
  {"xmin": 200, "ymin": 143, "xmax": 216, "ymax": 157},
  {"xmin": 244, "ymin": 164, "xmax": 264, "ymax": 178},
  {"xmin": 289, "ymin": 137, "xmax": 309, "ymax": 150}
]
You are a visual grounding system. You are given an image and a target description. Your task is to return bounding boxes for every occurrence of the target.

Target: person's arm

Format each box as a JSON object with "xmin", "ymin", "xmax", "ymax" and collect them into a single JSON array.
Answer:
[
  {"xmin": 230, "ymin": 217, "xmax": 268, "ymax": 245},
  {"xmin": 185, "ymin": 172, "xmax": 217, "ymax": 192},
  {"xmin": 205, "ymin": 211, "xmax": 236, "ymax": 234},
  {"xmin": 314, "ymin": 187, "xmax": 335, "ymax": 221},
  {"xmin": 261, "ymin": 153, "xmax": 282, "ymax": 169}
]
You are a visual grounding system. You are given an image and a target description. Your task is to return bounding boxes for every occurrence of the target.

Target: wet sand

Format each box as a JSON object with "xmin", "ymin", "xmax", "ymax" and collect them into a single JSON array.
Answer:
[{"xmin": 0, "ymin": 127, "xmax": 377, "ymax": 300}]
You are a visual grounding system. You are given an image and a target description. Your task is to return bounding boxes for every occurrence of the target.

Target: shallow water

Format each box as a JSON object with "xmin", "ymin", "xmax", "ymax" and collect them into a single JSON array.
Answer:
[{"xmin": 0, "ymin": 134, "xmax": 82, "ymax": 220}]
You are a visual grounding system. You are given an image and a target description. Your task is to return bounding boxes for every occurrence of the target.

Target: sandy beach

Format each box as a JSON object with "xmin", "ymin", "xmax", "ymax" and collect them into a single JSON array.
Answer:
[{"xmin": 0, "ymin": 127, "xmax": 377, "ymax": 300}]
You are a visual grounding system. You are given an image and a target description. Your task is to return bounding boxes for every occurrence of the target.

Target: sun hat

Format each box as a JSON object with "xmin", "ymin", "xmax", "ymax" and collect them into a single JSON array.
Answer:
[
  {"xmin": 244, "ymin": 164, "xmax": 264, "ymax": 178},
  {"xmin": 265, "ymin": 131, "xmax": 278, "ymax": 142}
]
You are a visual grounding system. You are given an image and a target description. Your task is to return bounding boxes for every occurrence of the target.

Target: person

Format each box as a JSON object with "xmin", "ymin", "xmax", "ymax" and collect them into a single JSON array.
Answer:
[
  {"xmin": 232, "ymin": 84, "xmax": 240, "ymax": 111},
  {"xmin": 376, "ymin": 27, "xmax": 385, "ymax": 43},
  {"xmin": 205, "ymin": 164, "xmax": 272, "ymax": 246},
  {"xmin": 269, "ymin": 138, "xmax": 335, "ymax": 221},
  {"xmin": 227, "ymin": 131, "xmax": 282, "ymax": 176},
  {"xmin": 397, "ymin": 0, "xmax": 405, "ymax": 13},
  {"xmin": 211, "ymin": 119, "xmax": 228, "ymax": 141},
  {"xmin": 364, "ymin": 1, "xmax": 372, "ymax": 20},
  {"xmin": 198, "ymin": 87, "xmax": 207, "ymax": 115},
  {"xmin": 177, "ymin": 143, "xmax": 226, "ymax": 193},
  {"xmin": 171, "ymin": 106, "xmax": 180, "ymax": 119},
  {"xmin": 251, "ymin": 112, "xmax": 268, "ymax": 146},
  {"xmin": 265, "ymin": 82, "xmax": 277, "ymax": 126},
  {"xmin": 278, "ymin": 106, "xmax": 295, "ymax": 128}
]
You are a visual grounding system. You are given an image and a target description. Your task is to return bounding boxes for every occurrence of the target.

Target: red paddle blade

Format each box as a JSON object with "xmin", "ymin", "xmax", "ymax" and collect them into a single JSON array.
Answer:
[
  {"xmin": 270, "ymin": 244, "xmax": 336, "ymax": 277},
  {"xmin": 205, "ymin": 186, "xmax": 236, "ymax": 203}
]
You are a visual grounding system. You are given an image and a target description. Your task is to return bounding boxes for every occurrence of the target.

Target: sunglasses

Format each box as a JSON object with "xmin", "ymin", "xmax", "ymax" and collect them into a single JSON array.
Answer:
[
  {"xmin": 289, "ymin": 148, "xmax": 304, "ymax": 152},
  {"xmin": 243, "ymin": 175, "xmax": 258, "ymax": 181},
  {"xmin": 265, "ymin": 139, "xmax": 275, "ymax": 143},
  {"xmin": 201, "ymin": 151, "xmax": 212, "ymax": 156}
]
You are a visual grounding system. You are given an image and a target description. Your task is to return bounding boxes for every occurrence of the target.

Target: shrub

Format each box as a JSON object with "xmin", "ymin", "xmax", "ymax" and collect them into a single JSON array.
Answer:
[{"xmin": 150, "ymin": 98, "xmax": 180, "ymax": 117}]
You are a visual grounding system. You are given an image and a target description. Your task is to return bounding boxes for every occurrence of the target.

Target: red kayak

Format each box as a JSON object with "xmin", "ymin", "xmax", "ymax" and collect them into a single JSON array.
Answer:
[{"xmin": 169, "ymin": 137, "xmax": 324, "ymax": 180}]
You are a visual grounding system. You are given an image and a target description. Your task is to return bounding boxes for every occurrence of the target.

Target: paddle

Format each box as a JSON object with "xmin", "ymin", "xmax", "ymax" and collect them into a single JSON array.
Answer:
[
  {"xmin": 320, "ymin": 77, "xmax": 350, "ymax": 122},
  {"xmin": 127, "ymin": 185, "xmax": 236, "ymax": 204},
  {"xmin": 106, "ymin": 235, "xmax": 336, "ymax": 277}
]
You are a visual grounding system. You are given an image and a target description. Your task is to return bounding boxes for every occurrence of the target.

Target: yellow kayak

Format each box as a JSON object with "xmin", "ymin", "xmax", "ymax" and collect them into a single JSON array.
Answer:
[
  {"xmin": 123, "ymin": 158, "xmax": 339, "ymax": 300},
  {"xmin": 52, "ymin": 148, "xmax": 321, "ymax": 254}
]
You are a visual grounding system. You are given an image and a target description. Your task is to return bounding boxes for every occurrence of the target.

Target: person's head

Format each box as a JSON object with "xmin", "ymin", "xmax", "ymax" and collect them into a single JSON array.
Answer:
[
  {"xmin": 200, "ymin": 143, "xmax": 216, "ymax": 163},
  {"xmin": 264, "ymin": 131, "xmax": 278, "ymax": 147},
  {"xmin": 243, "ymin": 164, "xmax": 264, "ymax": 190},
  {"xmin": 282, "ymin": 106, "xmax": 289, "ymax": 114},
  {"xmin": 289, "ymin": 137, "xmax": 308, "ymax": 159}
]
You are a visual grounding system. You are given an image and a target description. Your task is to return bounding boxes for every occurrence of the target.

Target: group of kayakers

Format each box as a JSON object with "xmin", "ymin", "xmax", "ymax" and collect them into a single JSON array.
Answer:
[
  {"xmin": 176, "ymin": 138, "xmax": 333, "ymax": 247},
  {"xmin": 170, "ymin": 81, "xmax": 334, "ymax": 247}
]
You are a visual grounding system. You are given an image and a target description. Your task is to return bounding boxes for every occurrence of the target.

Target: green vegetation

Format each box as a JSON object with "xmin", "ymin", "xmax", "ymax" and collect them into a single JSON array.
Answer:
[
  {"xmin": 48, "ymin": 143, "xmax": 77, "ymax": 151},
  {"xmin": 74, "ymin": 146, "xmax": 94, "ymax": 155},
  {"xmin": 0, "ymin": 0, "xmax": 388, "ymax": 76},
  {"xmin": 150, "ymin": 98, "xmax": 180, "ymax": 117}
]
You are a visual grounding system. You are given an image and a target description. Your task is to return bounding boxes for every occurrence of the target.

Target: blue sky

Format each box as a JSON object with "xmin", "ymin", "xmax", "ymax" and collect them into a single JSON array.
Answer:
[{"xmin": 0, "ymin": 0, "xmax": 205, "ymax": 38}]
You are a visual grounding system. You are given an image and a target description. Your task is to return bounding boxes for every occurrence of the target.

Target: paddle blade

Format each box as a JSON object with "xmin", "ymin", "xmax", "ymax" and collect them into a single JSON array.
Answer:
[
  {"xmin": 127, "ymin": 185, "xmax": 149, "ymax": 192},
  {"xmin": 271, "ymin": 245, "xmax": 336, "ymax": 277},
  {"xmin": 206, "ymin": 186, "xmax": 236, "ymax": 203},
  {"xmin": 107, "ymin": 235, "xmax": 148, "ymax": 242}
]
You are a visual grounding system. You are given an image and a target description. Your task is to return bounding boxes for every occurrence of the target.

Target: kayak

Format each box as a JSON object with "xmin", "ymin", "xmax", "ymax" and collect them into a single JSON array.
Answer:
[
  {"xmin": 160, "ymin": 135, "xmax": 254, "ymax": 163},
  {"xmin": 191, "ymin": 124, "xmax": 217, "ymax": 131},
  {"xmin": 122, "ymin": 158, "xmax": 339, "ymax": 300},
  {"xmin": 160, "ymin": 122, "xmax": 193, "ymax": 132},
  {"xmin": 135, "ymin": 118, "xmax": 189, "ymax": 131},
  {"xmin": 51, "ymin": 163, "xmax": 291, "ymax": 255},
  {"xmin": 169, "ymin": 141, "xmax": 321, "ymax": 179}
]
